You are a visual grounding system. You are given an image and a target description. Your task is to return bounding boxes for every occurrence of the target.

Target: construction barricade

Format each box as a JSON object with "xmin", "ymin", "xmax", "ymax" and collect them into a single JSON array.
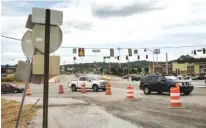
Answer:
[
  {"xmin": 105, "ymin": 82, "xmax": 112, "ymax": 95},
  {"xmin": 81, "ymin": 82, "xmax": 87, "ymax": 93},
  {"xmin": 58, "ymin": 84, "xmax": 64, "ymax": 94},
  {"xmin": 126, "ymin": 85, "xmax": 135, "ymax": 100}
]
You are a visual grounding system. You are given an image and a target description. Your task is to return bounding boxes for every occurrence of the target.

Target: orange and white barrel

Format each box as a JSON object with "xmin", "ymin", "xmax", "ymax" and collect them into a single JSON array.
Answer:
[
  {"xmin": 81, "ymin": 82, "xmax": 87, "ymax": 93},
  {"xmin": 26, "ymin": 85, "xmax": 31, "ymax": 96},
  {"xmin": 126, "ymin": 85, "xmax": 134, "ymax": 100},
  {"xmin": 169, "ymin": 87, "xmax": 182, "ymax": 107},
  {"xmin": 105, "ymin": 82, "xmax": 112, "ymax": 95}
]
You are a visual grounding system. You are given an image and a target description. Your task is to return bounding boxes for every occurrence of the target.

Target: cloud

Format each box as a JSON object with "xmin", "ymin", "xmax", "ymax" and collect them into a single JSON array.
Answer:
[
  {"xmin": 1, "ymin": 0, "xmax": 206, "ymax": 65},
  {"xmin": 91, "ymin": 0, "xmax": 164, "ymax": 18}
]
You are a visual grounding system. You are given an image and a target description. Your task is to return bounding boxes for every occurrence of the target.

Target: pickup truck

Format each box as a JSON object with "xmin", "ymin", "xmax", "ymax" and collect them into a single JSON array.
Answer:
[{"xmin": 68, "ymin": 76, "xmax": 107, "ymax": 92}]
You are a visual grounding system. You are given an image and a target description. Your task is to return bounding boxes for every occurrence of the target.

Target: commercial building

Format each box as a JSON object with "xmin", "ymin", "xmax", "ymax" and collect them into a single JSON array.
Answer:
[
  {"xmin": 172, "ymin": 62, "xmax": 206, "ymax": 75},
  {"xmin": 149, "ymin": 64, "xmax": 172, "ymax": 74},
  {"xmin": 149, "ymin": 62, "xmax": 206, "ymax": 75}
]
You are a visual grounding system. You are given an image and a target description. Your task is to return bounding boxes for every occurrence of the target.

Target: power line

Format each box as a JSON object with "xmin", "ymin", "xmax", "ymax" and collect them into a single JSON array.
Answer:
[
  {"xmin": 1, "ymin": 35, "xmax": 206, "ymax": 49},
  {"xmin": 1, "ymin": 35, "xmax": 21, "ymax": 41}
]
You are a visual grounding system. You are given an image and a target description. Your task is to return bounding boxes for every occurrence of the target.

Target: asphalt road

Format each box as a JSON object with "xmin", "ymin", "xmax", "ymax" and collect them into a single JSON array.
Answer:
[{"xmin": 2, "ymin": 77, "xmax": 206, "ymax": 128}]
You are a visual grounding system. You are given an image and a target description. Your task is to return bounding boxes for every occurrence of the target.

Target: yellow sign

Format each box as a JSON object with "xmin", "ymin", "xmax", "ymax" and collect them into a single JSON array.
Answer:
[{"xmin": 78, "ymin": 48, "xmax": 85, "ymax": 56}]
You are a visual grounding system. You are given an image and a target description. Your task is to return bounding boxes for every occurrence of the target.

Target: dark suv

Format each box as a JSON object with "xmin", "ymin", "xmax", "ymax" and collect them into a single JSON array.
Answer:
[{"xmin": 139, "ymin": 74, "xmax": 194, "ymax": 95}]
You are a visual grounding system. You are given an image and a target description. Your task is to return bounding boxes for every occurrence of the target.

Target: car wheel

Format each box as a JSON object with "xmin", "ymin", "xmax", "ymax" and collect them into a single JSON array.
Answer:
[
  {"xmin": 143, "ymin": 86, "xmax": 151, "ymax": 95},
  {"xmin": 71, "ymin": 85, "xmax": 77, "ymax": 92},
  {"xmin": 93, "ymin": 84, "xmax": 99, "ymax": 92},
  {"xmin": 14, "ymin": 90, "xmax": 18, "ymax": 93},
  {"xmin": 157, "ymin": 92, "xmax": 162, "ymax": 94},
  {"xmin": 183, "ymin": 92, "xmax": 191, "ymax": 95}
]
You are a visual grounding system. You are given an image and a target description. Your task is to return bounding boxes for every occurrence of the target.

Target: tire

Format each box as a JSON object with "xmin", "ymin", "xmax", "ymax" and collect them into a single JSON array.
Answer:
[
  {"xmin": 157, "ymin": 92, "xmax": 162, "ymax": 94},
  {"xmin": 71, "ymin": 85, "xmax": 77, "ymax": 92},
  {"xmin": 143, "ymin": 86, "xmax": 151, "ymax": 95},
  {"xmin": 93, "ymin": 84, "xmax": 99, "ymax": 92},
  {"xmin": 183, "ymin": 92, "xmax": 191, "ymax": 95}
]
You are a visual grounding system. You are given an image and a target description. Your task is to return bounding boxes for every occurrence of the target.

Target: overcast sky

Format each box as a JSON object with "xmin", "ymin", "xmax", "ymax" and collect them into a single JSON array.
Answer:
[{"xmin": 1, "ymin": 0, "xmax": 206, "ymax": 65}]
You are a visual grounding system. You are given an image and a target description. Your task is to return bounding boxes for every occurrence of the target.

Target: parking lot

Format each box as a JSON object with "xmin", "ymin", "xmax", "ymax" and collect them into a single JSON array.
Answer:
[{"xmin": 2, "ymin": 77, "xmax": 206, "ymax": 128}]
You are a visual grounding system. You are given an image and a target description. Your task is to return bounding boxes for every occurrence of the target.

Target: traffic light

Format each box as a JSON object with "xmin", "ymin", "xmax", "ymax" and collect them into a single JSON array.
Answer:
[
  {"xmin": 128, "ymin": 49, "xmax": 132, "ymax": 56},
  {"xmin": 194, "ymin": 50, "xmax": 196, "ymax": 55},
  {"xmin": 146, "ymin": 55, "xmax": 148, "ymax": 59},
  {"xmin": 110, "ymin": 49, "xmax": 114, "ymax": 57},
  {"xmin": 78, "ymin": 48, "xmax": 85, "ymax": 57},
  {"xmin": 126, "ymin": 56, "xmax": 128, "ymax": 60},
  {"xmin": 73, "ymin": 48, "xmax": 76, "ymax": 54},
  {"xmin": 203, "ymin": 48, "xmax": 205, "ymax": 54},
  {"xmin": 117, "ymin": 56, "xmax": 119, "ymax": 60},
  {"xmin": 137, "ymin": 55, "xmax": 140, "ymax": 60},
  {"xmin": 103, "ymin": 56, "xmax": 106, "ymax": 59},
  {"xmin": 134, "ymin": 49, "xmax": 138, "ymax": 54}
]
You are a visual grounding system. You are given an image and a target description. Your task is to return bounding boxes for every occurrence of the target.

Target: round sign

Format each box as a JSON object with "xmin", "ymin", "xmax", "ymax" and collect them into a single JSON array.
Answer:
[
  {"xmin": 73, "ymin": 56, "xmax": 76, "ymax": 60},
  {"xmin": 21, "ymin": 30, "xmax": 35, "ymax": 58},
  {"xmin": 32, "ymin": 24, "xmax": 62, "ymax": 54}
]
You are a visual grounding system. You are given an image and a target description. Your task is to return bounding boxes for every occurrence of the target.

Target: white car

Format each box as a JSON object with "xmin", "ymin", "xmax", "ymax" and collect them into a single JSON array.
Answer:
[{"xmin": 68, "ymin": 76, "xmax": 107, "ymax": 92}]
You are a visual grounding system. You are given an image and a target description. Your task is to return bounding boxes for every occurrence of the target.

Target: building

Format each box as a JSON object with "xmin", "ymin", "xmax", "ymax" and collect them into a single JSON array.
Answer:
[
  {"xmin": 149, "ymin": 64, "xmax": 172, "ymax": 74},
  {"xmin": 172, "ymin": 62, "xmax": 206, "ymax": 75},
  {"xmin": 1, "ymin": 65, "xmax": 17, "ymax": 74}
]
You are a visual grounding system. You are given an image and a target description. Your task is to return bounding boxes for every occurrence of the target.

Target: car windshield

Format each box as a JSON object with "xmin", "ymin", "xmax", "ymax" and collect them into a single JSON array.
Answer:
[
  {"xmin": 91, "ymin": 77, "xmax": 99, "ymax": 80},
  {"xmin": 165, "ymin": 76, "xmax": 179, "ymax": 80}
]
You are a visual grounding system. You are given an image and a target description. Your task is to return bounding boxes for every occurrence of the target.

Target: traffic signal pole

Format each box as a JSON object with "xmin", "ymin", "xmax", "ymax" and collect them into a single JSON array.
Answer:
[
  {"xmin": 118, "ymin": 48, "xmax": 121, "ymax": 68},
  {"xmin": 146, "ymin": 48, "xmax": 155, "ymax": 73}
]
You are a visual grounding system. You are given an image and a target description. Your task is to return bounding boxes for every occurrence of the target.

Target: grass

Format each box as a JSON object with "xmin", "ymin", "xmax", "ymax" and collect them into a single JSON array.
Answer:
[
  {"xmin": 1, "ymin": 99, "xmax": 37, "ymax": 128},
  {"xmin": 1, "ymin": 74, "xmax": 16, "ymax": 82},
  {"xmin": 1, "ymin": 74, "xmax": 25, "ymax": 83}
]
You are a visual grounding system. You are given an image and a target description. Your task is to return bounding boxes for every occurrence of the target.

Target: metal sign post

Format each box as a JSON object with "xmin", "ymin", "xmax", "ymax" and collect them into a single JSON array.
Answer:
[{"xmin": 43, "ymin": 9, "xmax": 50, "ymax": 128}]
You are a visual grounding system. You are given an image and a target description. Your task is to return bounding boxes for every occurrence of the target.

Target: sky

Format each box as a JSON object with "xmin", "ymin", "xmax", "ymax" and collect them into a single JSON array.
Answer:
[{"xmin": 1, "ymin": 0, "xmax": 206, "ymax": 65}]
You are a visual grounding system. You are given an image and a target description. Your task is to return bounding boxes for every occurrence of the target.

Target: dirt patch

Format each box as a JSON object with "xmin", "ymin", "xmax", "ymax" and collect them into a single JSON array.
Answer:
[
  {"xmin": 1, "ymin": 99, "xmax": 37, "ymax": 128},
  {"xmin": 71, "ymin": 96, "xmax": 206, "ymax": 128}
]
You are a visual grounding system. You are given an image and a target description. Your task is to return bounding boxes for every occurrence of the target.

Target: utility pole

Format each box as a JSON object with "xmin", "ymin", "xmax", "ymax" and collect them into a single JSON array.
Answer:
[
  {"xmin": 146, "ymin": 48, "xmax": 155, "ymax": 73},
  {"xmin": 166, "ymin": 53, "xmax": 168, "ymax": 75},
  {"xmin": 128, "ymin": 58, "xmax": 130, "ymax": 75},
  {"xmin": 118, "ymin": 48, "xmax": 121, "ymax": 68},
  {"xmin": 109, "ymin": 57, "xmax": 111, "ymax": 73}
]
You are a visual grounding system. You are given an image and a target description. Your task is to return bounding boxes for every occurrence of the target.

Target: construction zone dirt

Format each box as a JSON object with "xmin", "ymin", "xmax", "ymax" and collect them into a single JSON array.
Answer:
[
  {"xmin": 1, "ymin": 99, "xmax": 37, "ymax": 128},
  {"xmin": 71, "ymin": 96, "xmax": 206, "ymax": 128}
]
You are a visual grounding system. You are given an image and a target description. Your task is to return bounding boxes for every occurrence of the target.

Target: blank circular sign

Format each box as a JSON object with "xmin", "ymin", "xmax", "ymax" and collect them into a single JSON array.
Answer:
[
  {"xmin": 32, "ymin": 24, "xmax": 62, "ymax": 54},
  {"xmin": 21, "ymin": 30, "xmax": 35, "ymax": 58}
]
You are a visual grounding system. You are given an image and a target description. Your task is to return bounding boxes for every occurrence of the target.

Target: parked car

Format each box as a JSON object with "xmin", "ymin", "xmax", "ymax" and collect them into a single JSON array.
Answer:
[
  {"xmin": 139, "ymin": 74, "xmax": 194, "ymax": 95},
  {"xmin": 1, "ymin": 73, "xmax": 7, "ymax": 77},
  {"xmin": 192, "ymin": 74, "xmax": 205, "ymax": 80},
  {"xmin": 68, "ymin": 76, "xmax": 107, "ymax": 92},
  {"xmin": 122, "ymin": 74, "xmax": 130, "ymax": 79},
  {"xmin": 130, "ymin": 74, "xmax": 142, "ymax": 81},
  {"xmin": 1, "ymin": 83, "xmax": 24, "ymax": 93}
]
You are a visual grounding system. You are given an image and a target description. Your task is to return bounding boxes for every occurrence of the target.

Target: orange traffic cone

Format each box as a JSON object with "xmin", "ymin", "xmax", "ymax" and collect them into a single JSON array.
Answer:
[
  {"xmin": 81, "ymin": 82, "xmax": 87, "ymax": 93},
  {"xmin": 105, "ymin": 82, "xmax": 111, "ymax": 95},
  {"xmin": 168, "ymin": 83, "xmax": 184, "ymax": 108},
  {"xmin": 55, "ymin": 78, "xmax": 60, "ymax": 83},
  {"xmin": 126, "ymin": 85, "xmax": 135, "ymax": 100},
  {"xmin": 58, "ymin": 85, "xmax": 64, "ymax": 94},
  {"xmin": 26, "ymin": 85, "xmax": 31, "ymax": 96}
]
